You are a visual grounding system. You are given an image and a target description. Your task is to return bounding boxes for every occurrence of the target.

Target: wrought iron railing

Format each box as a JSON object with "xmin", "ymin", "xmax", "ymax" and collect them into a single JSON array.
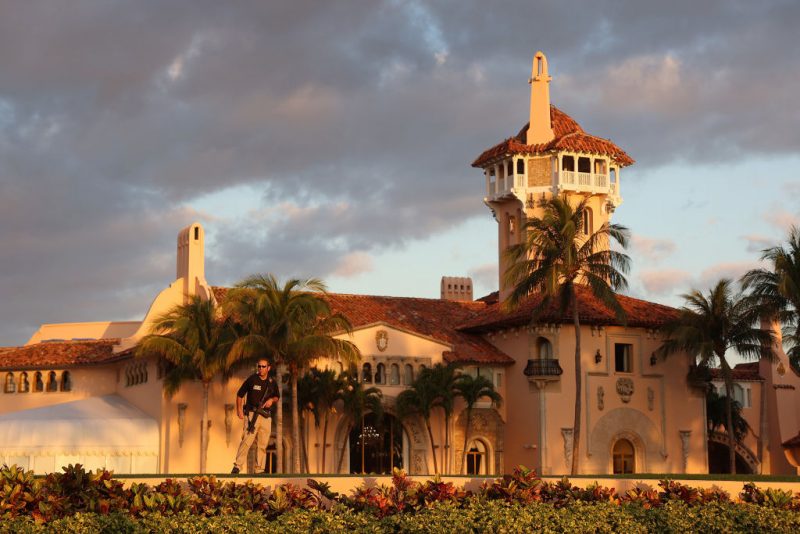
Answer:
[{"xmin": 524, "ymin": 359, "xmax": 563, "ymax": 377}]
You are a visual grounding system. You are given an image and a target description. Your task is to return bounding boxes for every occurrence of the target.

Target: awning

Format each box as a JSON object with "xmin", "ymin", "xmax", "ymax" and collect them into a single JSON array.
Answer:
[{"xmin": 0, "ymin": 394, "xmax": 159, "ymax": 456}]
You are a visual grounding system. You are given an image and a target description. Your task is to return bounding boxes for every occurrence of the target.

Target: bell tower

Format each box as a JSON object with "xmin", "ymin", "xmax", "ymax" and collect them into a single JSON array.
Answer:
[{"xmin": 471, "ymin": 51, "xmax": 634, "ymax": 302}]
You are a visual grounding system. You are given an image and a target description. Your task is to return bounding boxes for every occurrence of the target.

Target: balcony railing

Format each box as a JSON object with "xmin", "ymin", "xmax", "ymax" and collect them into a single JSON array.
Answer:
[
  {"xmin": 524, "ymin": 358, "xmax": 563, "ymax": 378},
  {"xmin": 485, "ymin": 171, "xmax": 618, "ymax": 200}
]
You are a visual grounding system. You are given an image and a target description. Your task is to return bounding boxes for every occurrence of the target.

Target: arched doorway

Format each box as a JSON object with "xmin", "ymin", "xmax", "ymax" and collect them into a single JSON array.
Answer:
[{"xmin": 349, "ymin": 412, "xmax": 408, "ymax": 474}]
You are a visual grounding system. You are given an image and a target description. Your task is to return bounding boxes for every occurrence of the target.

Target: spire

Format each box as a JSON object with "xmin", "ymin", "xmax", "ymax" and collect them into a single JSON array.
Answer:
[{"xmin": 526, "ymin": 51, "xmax": 554, "ymax": 145}]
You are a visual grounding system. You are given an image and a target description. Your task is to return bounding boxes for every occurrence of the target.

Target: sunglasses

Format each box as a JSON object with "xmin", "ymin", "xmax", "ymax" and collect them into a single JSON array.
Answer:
[{"xmin": 257, "ymin": 364, "xmax": 269, "ymax": 368}]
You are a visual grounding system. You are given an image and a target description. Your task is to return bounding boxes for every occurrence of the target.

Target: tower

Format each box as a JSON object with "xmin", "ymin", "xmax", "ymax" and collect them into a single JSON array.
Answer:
[{"xmin": 471, "ymin": 52, "xmax": 634, "ymax": 301}]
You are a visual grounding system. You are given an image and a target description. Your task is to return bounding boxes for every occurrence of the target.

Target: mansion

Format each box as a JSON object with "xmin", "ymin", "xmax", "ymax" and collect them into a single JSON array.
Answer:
[{"xmin": 2, "ymin": 52, "xmax": 800, "ymax": 477}]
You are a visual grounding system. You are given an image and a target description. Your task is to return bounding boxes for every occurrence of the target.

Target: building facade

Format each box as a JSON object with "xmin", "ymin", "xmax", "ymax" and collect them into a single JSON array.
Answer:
[{"xmin": 2, "ymin": 52, "xmax": 799, "ymax": 476}]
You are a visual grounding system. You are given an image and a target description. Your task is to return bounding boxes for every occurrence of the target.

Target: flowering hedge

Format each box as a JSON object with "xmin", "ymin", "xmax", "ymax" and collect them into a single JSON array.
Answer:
[{"xmin": 2, "ymin": 464, "xmax": 800, "ymax": 532}]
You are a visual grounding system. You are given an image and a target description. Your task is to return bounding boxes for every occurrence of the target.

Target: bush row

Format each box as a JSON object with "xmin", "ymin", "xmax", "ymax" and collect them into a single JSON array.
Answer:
[
  {"xmin": 2, "ymin": 464, "xmax": 800, "ymax": 526},
  {"xmin": 3, "ymin": 501, "xmax": 800, "ymax": 534}
]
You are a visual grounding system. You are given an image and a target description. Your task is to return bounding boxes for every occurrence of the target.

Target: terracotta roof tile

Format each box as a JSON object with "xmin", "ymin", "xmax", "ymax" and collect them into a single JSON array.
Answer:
[
  {"xmin": 709, "ymin": 362, "xmax": 763, "ymax": 382},
  {"xmin": 212, "ymin": 288, "xmax": 513, "ymax": 365},
  {"xmin": 471, "ymin": 105, "xmax": 634, "ymax": 168},
  {"xmin": 458, "ymin": 285, "xmax": 678, "ymax": 333},
  {"xmin": 782, "ymin": 432, "xmax": 800, "ymax": 448},
  {"xmin": 0, "ymin": 339, "xmax": 130, "ymax": 370}
]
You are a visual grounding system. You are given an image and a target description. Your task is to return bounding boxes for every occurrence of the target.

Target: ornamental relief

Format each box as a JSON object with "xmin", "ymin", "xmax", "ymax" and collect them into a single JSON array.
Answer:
[
  {"xmin": 616, "ymin": 377, "xmax": 634, "ymax": 403},
  {"xmin": 375, "ymin": 330, "xmax": 389, "ymax": 352}
]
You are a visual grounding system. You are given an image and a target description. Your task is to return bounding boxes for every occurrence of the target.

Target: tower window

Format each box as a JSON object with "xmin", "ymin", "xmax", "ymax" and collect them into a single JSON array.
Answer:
[
  {"xmin": 562, "ymin": 156, "xmax": 575, "ymax": 171},
  {"xmin": 517, "ymin": 159, "xmax": 525, "ymax": 175},
  {"xmin": 390, "ymin": 364, "xmax": 400, "ymax": 385},
  {"xmin": 375, "ymin": 363, "xmax": 386, "ymax": 385},
  {"xmin": 19, "ymin": 372, "xmax": 30, "ymax": 393},
  {"xmin": 194, "ymin": 227, "xmax": 199, "ymax": 240},
  {"xmin": 582, "ymin": 207, "xmax": 593, "ymax": 235},
  {"xmin": 615, "ymin": 344, "xmax": 633, "ymax": 373},
  {"xmin": 404, "ymin": 364, "xmax": 414, "ymax": 385},
  {"xmin": 4, "ymin": 372, "xmax": 16, "ymax": 393},
  {"xmin": 506, "ymin": 161, "xmax": 513, "ymax": 177},
  {"xmin": 33, "ymin": 371, "xmax": 44, "ymax": 392},
  {"xmin": 46, "ymin": 371, "xmax": 58, "ymax": 392},
  {"xmin": 578, "ymin": 157, "xmax": 591, "ymax": 173}
]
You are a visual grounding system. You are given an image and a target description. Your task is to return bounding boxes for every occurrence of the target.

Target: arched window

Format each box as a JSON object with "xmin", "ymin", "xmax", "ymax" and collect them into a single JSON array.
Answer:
[
  {"xmin": 389, "ymin": 364, "xmax": 400, "ymax": 385},
  {"xmin": 506, "ymin": 160, "xmax": 513, "ymax": 177},
  {"xmin": 61, "ymin": 371, "xmax": 72, "ymax": 392},
  {"xmin": 33, "ymin": 372, "xmax": 44, "ymax": 393},
  {"xmin": 562, "ymin": 155, "xmax": 575, "ymax": 171},
  {"xmin": 46, "ymin": 371, "xmax": 58, "ymax": 392},
  {"xmin": 610, "ymin": 168, "xmax": 617, "ymax": 183},
  {"xmin": 516, "ymin": 159, "xmax": 525, "ymax": 175},
  {"xmin": 375, "ymin": 363, "xmax": 386, "ymax": 385},
  {"xmin": 612, "ymin": 439, "xmax": 635, "ymax": 474},
  {"xmin": 536, "ymin": 337, "xmax": 553, "ymax": 360},
  {"xmin": 466, "ymin": 440, "xmax": 488, "ymax": 475},
  {"xmin": 582, "ymin": 207, "xmax": 593, "ymax": 235},
  {"xmin": 362, "ymin": 363, "xmax": 373, "ymax": 384},
  {"xmin": 4, "ymin": 372, "xmax": 16, "ymax": 393},
  {"xmin": 404, "ymin": 364, "xmax": 414, "ymax": 385},
  {"xmin": 19, "ymin": 372, "xmax": 30, "ymax": 393}
]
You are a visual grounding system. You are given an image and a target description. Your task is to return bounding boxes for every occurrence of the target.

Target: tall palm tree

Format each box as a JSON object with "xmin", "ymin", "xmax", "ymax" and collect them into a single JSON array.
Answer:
[
  {"xmin": 314, "ymin": 368, "xmax": 343, "ymax": 473},
  {"xmin": 426, "ymin": 363, "xmax": 461, "ymax": 473},
  {"xmin": 297, "ymin": 371, "xmax": 318, "ymax": 473},
  {"xmin": 504, "ymin": 194, "xmax": 630, "ymax": 474},
  {"xmin": 396, "ymin": 367, "xmax": 445, "ymax": 474},
  {"xmin": 335, "ymin": 373, "xmax": 383, "ymax": 473},
  {"xmin": 657, "ymin": 279, "xmax": 774, "ymax": 473},
  {"xmin": 741, "ymin": 225, "xmax": 800, "ymax": 370},
  {"xmin": 135, "ymin": 296, "xmax": 235, "ymax": 473},
  {"xmin": 225, "ymin": 274, "xmax": 361, "ymax": 474},
  {"xmin": 706, "ymin": 388, "xmax": 748, "ymax": 442},
  {"xmin": 453, "ymin": 374, "xmax": 502, "ymax": 474}
]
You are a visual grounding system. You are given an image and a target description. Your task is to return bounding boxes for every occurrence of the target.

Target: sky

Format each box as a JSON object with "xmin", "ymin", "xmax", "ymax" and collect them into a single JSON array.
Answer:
[{"xmin": 1, "ymin": 0, "xmax": 800, "ymax": 346}]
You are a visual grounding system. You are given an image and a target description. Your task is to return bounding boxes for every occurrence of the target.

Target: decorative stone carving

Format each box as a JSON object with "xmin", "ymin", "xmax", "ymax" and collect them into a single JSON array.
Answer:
[
  {"xmin": 597, "ymin": 386, "xmax": 605, "ymax": 411},
  {"xmin": 616, "ymin": 377, "xmax": 634, "ymax": 403},
  {"xmin": 375, "ymin": 330, "xmax": 389, "ymax": 352},
  {"xmin": 224, "ymin": 404, "xmax": 235, "ymax": 446},
  {"xmin": 177, "ymin": 403, "xmax": 188, "ymax": 447},
  {"xmin": 647, "ymin": 387, "xmax": 655, "ymax": 411},
  {"xmin": 679, "ymin": 430, "xmax": 691, "ymax": 472},
  {"xmin": 777, "ymin": 361, "xmax": 786, "ymax": 376},
  {"xmin": 561, "ymin": 428, "xmax": 574, "ymax": 470},
  {"xmin": 473, "ymin": 413, "xmax": 489, "ymax": 433},
  {"xmin": 412, "ymin": 450, "xmax": 425, "ymax": 474}
]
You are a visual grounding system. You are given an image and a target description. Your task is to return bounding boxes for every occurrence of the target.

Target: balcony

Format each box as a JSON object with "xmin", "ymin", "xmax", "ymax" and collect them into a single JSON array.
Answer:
[
  {"xmin": 485, "ymin": 170, "xmax": 618, "ymax": 204},
  {"xmin": 524, "ymin": 358, "xmax": 563, "ymax": 385}
]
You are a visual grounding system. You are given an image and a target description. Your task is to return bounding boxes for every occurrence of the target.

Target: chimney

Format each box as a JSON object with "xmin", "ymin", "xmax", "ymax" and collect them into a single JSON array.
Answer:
[
  {"xmin": 441, "ymin": 276, "xmax": 473, "ymax": 302},
  {"xmin": 525, "ymin": 51, "xmax": 555, "ymax": 145}
]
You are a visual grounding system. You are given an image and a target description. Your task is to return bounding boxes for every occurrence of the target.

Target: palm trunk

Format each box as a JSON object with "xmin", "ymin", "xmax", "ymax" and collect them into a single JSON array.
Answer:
[
  {"xmin": 424, "ymin": 416, "xmax": 439, "ymax": 474},
  {"xmin": 200, "ymin": 382, "xmax": 210, "ymax": 474},
  {"xmin": 299, "ymin": 411, "xmax": 308, "ymax": 473},
  {"xmin": 461, "ymin": 408, "xmax": 472, "ymax": 474},
  {"xmin": 723, "ymin": 372, "xmax": 737, "ymax": 474},
  {"xmin": 321, "ymin": 412, "xmax": 329, "ymax": 473},
  {"xmin": 276, "ymin": 376, "xmax": 284, "ymax": 472},
  {"xmin": 571, "ymin": 290, "xmax": 582, "ymax": 475},
  {"xmin": 336, "ymin": 423, "xmax": 352, "ymax": 473},
  {"xmin": 445, "ymin": 412, "xmax": 452, "ymax": 474},
  {"xmin": 291, "ymin": 373, "xmax": 301, "ymax": 473}
]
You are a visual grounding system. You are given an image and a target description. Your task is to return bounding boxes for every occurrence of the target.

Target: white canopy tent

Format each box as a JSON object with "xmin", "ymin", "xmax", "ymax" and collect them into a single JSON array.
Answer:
[{"xmin": 0, "ymin": 394, "xmax": 159, "ymax": 474}]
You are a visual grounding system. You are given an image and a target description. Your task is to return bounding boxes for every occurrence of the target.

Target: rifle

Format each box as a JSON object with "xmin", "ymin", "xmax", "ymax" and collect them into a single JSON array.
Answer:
[{"xmin": 246, "ymin": 381, "xmax": 273, "ymax": 434}]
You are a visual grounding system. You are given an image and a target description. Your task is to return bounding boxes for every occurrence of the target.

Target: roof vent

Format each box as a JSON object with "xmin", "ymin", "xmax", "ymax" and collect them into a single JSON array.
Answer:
[{"xmin": 440, "ymin": 276, "xmax": 473, "ymax": 302}]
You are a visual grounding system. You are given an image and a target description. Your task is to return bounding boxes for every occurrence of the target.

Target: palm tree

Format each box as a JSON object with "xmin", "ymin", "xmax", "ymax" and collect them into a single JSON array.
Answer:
[
  {"xmin": 225, "ymin": 274, "xmax": 361, "ymax": 474},
  {"xmin": 297, "ymin": 371, "xmax": 318, "ymax": 472},
  {"xmin": 706, "ymin": 388, "xmax": 749, "ymax": 441},
  {"xmin": 396, "ymin": 367, "xmax": 445, "ymax": 474},
  {"xmin": 135, "ymin": 296, "xmax": 235, "ymax": 473},
  {"xmin": 453, "ymin": 374, "xmax": 502, "ymax": 474},
  {"xmin": 657, "ymin": 279, "xmax": 774, "ymax": 473},
  {"xmin": 314, "ymin": 368, "xmax": 343, "ymax": 473},
  {"xmin": 741, "ymin": 226, "xmax": 800, "ymax": 370},
  {"xmin": 504, "ymin": 194, "xmax": 630, "ymax": 474},
  {"xmin": 335, "ymin": 373, "xmax": 383, "ymax": 473},
  {"xmin": 426, "ymin": 363, "xmax": 461, "ymax": 473}
]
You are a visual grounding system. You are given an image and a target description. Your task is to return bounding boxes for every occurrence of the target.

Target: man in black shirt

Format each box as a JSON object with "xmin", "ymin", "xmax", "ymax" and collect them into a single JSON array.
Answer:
[{"xmin": 231, "ymin": 358, "xmax": 280, "ymax": 474}]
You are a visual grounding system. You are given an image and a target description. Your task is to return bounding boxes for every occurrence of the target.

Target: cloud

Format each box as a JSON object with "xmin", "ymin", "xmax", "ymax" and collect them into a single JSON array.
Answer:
[
  {"xmin": 467, "ymin": 263, "xmax": 498, "ymax": 294},
  {"xmin": 631, "ymin": 234, "xmax": 677, "ymax": 262},
  {"xmin": 697, "ymin": 261, "xmax": 762, "ymax": 289},
  {"xmin": 741, "ymin": 234, "xmax": 777, "ymax": 254},
  {"xmin": 763, "ymin": 207, "xmax": 800, "ymax": 232},
  {"xmin": 639, "ymin": 269, "xmax": 692, "ymax": 297},
  {"xmin": 2, "ymin": 0, "xmax": 800, "ymax": 344},
  {"xmin": 332, "ymin": 251, "xmax": 374, "ymax": 278}
]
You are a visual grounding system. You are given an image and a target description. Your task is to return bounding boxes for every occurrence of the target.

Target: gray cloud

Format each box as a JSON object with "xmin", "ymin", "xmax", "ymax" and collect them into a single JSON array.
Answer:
[{"xmin": 2, "ymin": 1, "xmax": 799, "ymax": 344}]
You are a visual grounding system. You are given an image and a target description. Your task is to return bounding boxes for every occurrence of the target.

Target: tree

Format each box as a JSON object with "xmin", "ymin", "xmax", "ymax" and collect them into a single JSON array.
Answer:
[
  {"xmin": 657, "ymin": 279, "xmax": 774, "ymax": 473},
  {"xmin": 335, "ymin": 373, "xmax": 383, "ymax": 473},
  {"xmin": 706, "ymin": 388, "xmax": 748, "ymax": 441},
  {"xmin": 426, "ymin": 363, "xmax": 461, "ymax": 473},
  {"xmin": 135, "ymin": 296, "xmax": 235, "ymax": 473},
  {"xmin": 453, "ymin": 373, "xmax": 502, "ymax": 474},
  {"xmin": 741, "ymin": 225, "xmax": 800, "ymax": 370},
  {"xmin": 314, "ymin": 368, "xmax": 343, "ymax": 473},
  {"xmin": 296, "ymin": 371, "xmax": 317, "ymax": 473},
  {"xmin": 396, "ymin": 367, "xmax": 446, "ymax": 474},
  {"xmin": 225, "ymin": 274, "xmax": 361, "ymax": 473},
  {"xmin": 504, "ymin": 194, "xmax": 630, "ymax": 474}
]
